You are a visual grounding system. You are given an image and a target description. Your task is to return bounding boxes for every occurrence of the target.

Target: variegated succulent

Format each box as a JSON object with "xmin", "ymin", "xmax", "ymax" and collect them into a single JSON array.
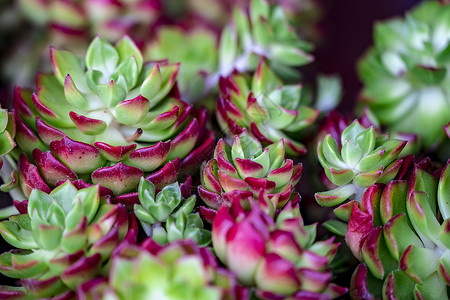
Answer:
[
  {"xmin": 358, "ymin": 1, "xmax": 450, "ymax": 148},
  {"xmin": 213, "ymin": 198, "xmax": 347, "ymax": 299},
  {"xmin": 135, "ymin": 177, "xmax": 211, "ymax": 246},
  {"xmin": 315, "ymin": 120, "xmax": 407, "ymax": 221},
  {"xmin": 198, "ymin": 130, "xmax": 302, "ymax": 221},
  {"xmin": 77, "ymin": 239, "xmax": 249, "ymax": 300},
  {"xmin": 217, "ymin": 60, "xmax": 319, "ymax": 156},
  {"xmin": 0, "ymin": 181, "xmax": 132, "ymax": 298},
  {"xmin": 12, "ymin": 35, "xmax": 213, "ymax": 205},
  {"xmin": 348, "ymin": 160, "xmax": 450, "ymax": 299}
]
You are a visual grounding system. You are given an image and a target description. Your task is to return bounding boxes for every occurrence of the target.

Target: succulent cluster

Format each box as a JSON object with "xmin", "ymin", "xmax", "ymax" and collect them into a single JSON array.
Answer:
[
  {"xmin": 348, "ymin": 161, "xmax": 450, "ymax": 299},
  {"xmin": 0, "ymin": 182, "xmax": 131, "ymax": 298},
  {"xmin": 0, "ymin": 0, "xmax": 449, "ymax": 299}
]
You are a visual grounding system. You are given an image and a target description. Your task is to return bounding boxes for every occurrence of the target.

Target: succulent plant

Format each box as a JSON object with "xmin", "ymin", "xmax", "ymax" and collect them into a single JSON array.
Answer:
[
  {"xmin": 198, "ymin": 130, "xmax": 302, "ymax": 220},
  {"xmin": 217, "ymin": 60, "xmax": 319, "ymax": 156},
  {"xmin": 0, "ymin": 106, "xmax": 15, "ymax": 170},
  {"xmin": 315, "ymin": 120, "xmax": 407, "ymax": 221},
  {"xmin": 347, "ymin": 160, "xmax": 450, "ymax": 299},
  {"xmin": 134, "ymin": 177, "xmax": 211, "ymax": 246},
  {"xmin": 358, "ymin": 1, "xmax": 450, "ymax": 148},
  {"xmin": 0, "ymin": 181, "xmax": 132, "ymax": 298},
  {"xmin": 12, "ymin": 35, "xmax": 213, "ymax": 204},
  {"xmin": 78, "ymin": 239, "xmax": 249, "ymax": 300},
  {"xmin": 212, "ymin": 198, "xmax": 347, "ymax": 299}
]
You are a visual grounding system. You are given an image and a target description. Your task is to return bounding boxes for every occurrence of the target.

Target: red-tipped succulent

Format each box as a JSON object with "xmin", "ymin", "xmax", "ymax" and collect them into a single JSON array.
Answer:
[
  {"xmin": 11, "ymin": 35, "xmax": 213, "ymax": 206},
  {"xmin": 198, "ymin": 130, "xmax": 302, "ymax": 221},
  {"xmin": 348, "ymin": 160, "xmax": 450, "ymax": 299},
  {"xmin": 212, "ymin": 198, "xmax": 347, "ymax": 299}
]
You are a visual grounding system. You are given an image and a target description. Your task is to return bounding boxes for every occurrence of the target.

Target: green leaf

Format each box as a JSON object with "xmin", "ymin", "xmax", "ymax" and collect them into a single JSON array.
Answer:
[
  {"xmin": 140, "ymin": 63, "xmax": 162, "ymax": 101},
  {"xmin": 28, "ymin": 189, "xmax": 54, "ymax": 220},
  {"xmin": 341, "ymin": 121, "xmax": 365, "ymax": 145},
  {"xmin": 49, "ymin": 181, "xmax": 78, "ymax": 214},
  {"xmin": 138, "ymin": 177, "xmax": 156, "ymax": 212},
  {"xmin": 85, "ymin": 36, "xmax": 119, "ymax": 78},
  {"xmin": 218, "ymin": 25, "xmax": 237, "ymax": 76},
  {"xmin": 115, "ymin": 35, "xmax": 143, "ymax": 71},
  {"xmin": 438, "ymin": 162, "xmax": 450, "ymax": 220},
  {"xmin": 322, "ymin": 219, "xmax": 348, "ymax": 236},
  {"xmin": 95, "ymin": 80, "xmax": 127, "ymax": 108},
  {"xmin": 72, "ymin": 186, "xmax": 100, "ymax": 223}
]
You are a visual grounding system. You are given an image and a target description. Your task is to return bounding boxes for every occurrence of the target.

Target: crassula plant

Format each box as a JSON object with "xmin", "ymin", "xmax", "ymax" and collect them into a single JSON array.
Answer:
[
  {"xmin": 315, "ymin": 119, "xmax": 407, "ymax": 221},
  {"xmin": 212, "ymin": 198, "xmax": 347, "ymax": 299},
  {"xmin": 11, "ymin": 35, "xmax": 212, "ymax": 205},
  {"xmin": 358, "ymin": 1, "xmax": 450, "ymax": 148},
  {"xmin": 217, "ymin": 60, "xmax": 318, "ymax": 156},
  {"xmin": 0, "ymin": 181, "xmax": 131, "ymax": 298},
  {"xmin": 347, "ymin": 160, "xmax": 450, "ymax": 299},
  {"xmin": 134, "ymin": 177, "xmax": 211, "ymax": 246},
  {"xmin": 198, "ymin": 130, "xmax": 302, "ymax": 220}
]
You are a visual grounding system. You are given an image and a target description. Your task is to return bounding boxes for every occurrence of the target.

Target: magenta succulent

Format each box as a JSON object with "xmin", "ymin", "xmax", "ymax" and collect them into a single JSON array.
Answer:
[
  {"xmin": 212, "ymin": 198, "xmax": 347, "ymax": 299},
  {"xmin": 198, "ymin": 130, "xmax": 302, "ymax": 221}
]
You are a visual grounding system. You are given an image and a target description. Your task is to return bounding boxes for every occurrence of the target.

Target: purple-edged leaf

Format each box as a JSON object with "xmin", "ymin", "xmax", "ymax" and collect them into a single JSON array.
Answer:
[
  {"xmin": 438, "ymin": 160, "xmax": 450, "ymax": 220},
  {"xmin": 18, "ymin": 154, "xmax": 51, "ymax": 197},
  {"xmin": 438, "ymin": 250, "xmax": 450, "ymax": 285},
  {"xmin": 22, "ymin": 275, "xmax": 66, "ymax": 298},
  {"xmin": 354, "ymin": 167, "xmax": 383, "ymax": 188},
  {"xmin": 50, "ymin": 137, "xmax": 105, "ymax": 174},
  {"xmin": 32, "ymin": 149, "xmax": 77, "ymax": 187},
  {"xmin": 61, "ymin": 253, "xmax": 102, "ymax": 288},
  {"xmin": 382, "ymin": 270, "xmax": 415, "ymax": 300},
  {"xmin": 334, "ymin": 200, "xmax": 358, "ymax": 222},
  {"xmin": 92, "ymin": 163, "xmax": 143, "ymax": 195},
  {"xmin": 379, "ymin": 180, "xmax": 408, "ymax": 224},
  {"xmin": 255, "ymin": 253, "xmax": 300, "ymax": 294},
  {"xmin": 69, "ymin": 111, "xmax": 106, "ymax": 135},
  {"xmin": 201, "ymin": 160, "xmax": 222, "ymax": 194},
  {"xmin": 383, "ymin": 214, "xmax": 422, "ymax": 260},
  {"xmin": 35, "ymin": 116, "xmax": 66, "ymax": 145},
  {"xmin": 400, "ymin": 245, "xmax": 440, "ymax": 284},
  {"xmin": 349, "ymin": 264, "xmax": 377, "ymax": 300},
  {"xmin": 218, "ymin": 171, "xmax": 249, "ymax": 193},
  {"xmin": 315, "ymin": 184, "xmax": 356, "ymax": 207},
  {"xmin": 115, "ymin": 95, "xmax": 150, "ymax": 125},
  {"xmin": 198, "ymin": 187, "xmax": 223, "ymax": 210},
  {"xmin": 267, "ymin": 160, "xmax": 294, "ymax": 188},
  {"xmin": 94, "ymin": 142, "xmax": 136, "ymax": 162},
  {"xmin": 439, "ymin": 219, "xmax": 450, "ymax": 249},
  {"xmin": 64, "ymin": 74, "xmax": 88, "ymax": 108},
  {"xmin": 125, "ymin": 141, "xmax": 170, "ymax": 172},
  {"xmin": 145, "ymin": 158, "xmax": 180, "ymax": 189},
  {"xmin": 346, "ymin": 204, "xmax": 374, "ymax": 260},
  {"xmin": 407, "ymin": 191, "xmax": 441, "ymax": 244}
]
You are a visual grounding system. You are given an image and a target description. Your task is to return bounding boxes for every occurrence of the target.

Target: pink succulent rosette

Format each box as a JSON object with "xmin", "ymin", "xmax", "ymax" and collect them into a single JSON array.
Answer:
[
  {"xmin": 198, "ymin": 130, "xmax": 302, "ymax": 222},
  {"xmin": 11, "ymin": 35, "xmax": 214, "ymax": 206},
  {"xmin": 212, "ymin": 198, "xmax": 347, "ymax": 299}
]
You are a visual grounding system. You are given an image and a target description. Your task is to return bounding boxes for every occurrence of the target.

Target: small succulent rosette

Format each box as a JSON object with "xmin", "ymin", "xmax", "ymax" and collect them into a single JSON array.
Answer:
[
  {"xmin": 217, "ymin": 60, "xmax": 319, "ymax": 156},
  {"xmin": 216, "ymin": 0, "xmax": 313, "ymax": 82},
  {"xmin": 11, "ymin": 35, "xmax": 213, "ymax": 205},
  {"xmin": 315, "ymin": 120, "xmax": 407, "ymax": 222},
  {"xmin": 198, "ymin": 130, "xmax": 302, "ymax": 221},
  {"xmin": 212, "ymin": 198, "xmax": 347, "ymax": 299},
  {"xmin": 19, "ymin": 0, "xmax": 161, "ymax": 43},
  {"xmin": 358, "ymin": 1, "xmax": 450, "ymax": 148},
  {"xmin": 134, "ymin": 177, "xmax": 211, "ymax": 246},
  {"xmin": 0, "ymin": 182, "xmax": 132, "ymax": 298},
  {"xmin": 78, "ymin": 239, "xmax": 249, "ymax": 300},
  {"xmin": 0, "ymin": 107, "xmax": 15, "ymax": 170},
  {"xmin": 347, "ymin": 160, "xmax": 450, "ymax": 299}
]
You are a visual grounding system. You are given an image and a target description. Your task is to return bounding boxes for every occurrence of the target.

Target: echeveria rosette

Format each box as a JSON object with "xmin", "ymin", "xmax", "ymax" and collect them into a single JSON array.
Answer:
[
  {"xmin": 0, "ymin": 181, "xmax": 132, "ymax": 298},
  {"xmin": 315, "ymin": 120, "xmax": 407, "ymax": 222},
  {"xmin": 198, "ymin": 130, "xmax": 302, "ymax": 221},
  {"xmin": 78, "ymin": 239, "xmax": 249, "ymax": 300},
  {"xmin": 212, "ymin": 198, "xmax": 347, "ymax": 299},
  {"xmin": 134, "ymin": 177, "xmax": 211, "ymax": 246},
  {"xmin": 13, "ymin": 35, "xmax": 213, "ymax": 203},
  {"xmin": 347, "ymin": 160, "xmax": 450, "ymax": 299},
  {"xmin": 217, "ymin": 0, "xmax": 313, "ymax": 82},
  {"xmin": 217, "ymin": 60, "xmax": 319, "ymax": 156},
  {"xmin": 0, "ymin": 107, "xmax": 15, "ymax": 170},
  {"xmin": 358, "ymin": 1, "xmax": 450, "ymax": 148}
]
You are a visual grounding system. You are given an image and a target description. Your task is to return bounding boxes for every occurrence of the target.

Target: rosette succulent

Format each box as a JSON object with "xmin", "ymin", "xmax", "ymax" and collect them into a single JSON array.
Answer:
[
  {"xmin": 0, "ymin": 181, "xmax": 131, "ymax": 298},
  {"xmin": 347, "ymin": 160, "xmax": 450, "ymax": 299},
  {"xmin": 12, "ymin": 35, "xmax": 212, "ymax": 203},
  {"xmin": 198, "ymin": 130, "xmax": 302, "ymax": 219},
  {"xmin": 134, "ymin": 177, "xmax": 211, "ymax": 246},
  {"xmin": 217, "ymin": 60, "xmax": 319, "ymax": 156},
  {"xmin": 78, "ymin": 239, "xmax": 248, "ymax": 300},
  {"xmin": 358, "ymin": 1, "xmax": 450, "ymax": 148},
  {"xmin": 315, "ymin": 120, "xmax": 407, "ymax": 221},
  {"xmin": 212, "ymin": 198, "xmax": 347, "ymax": 299}
]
